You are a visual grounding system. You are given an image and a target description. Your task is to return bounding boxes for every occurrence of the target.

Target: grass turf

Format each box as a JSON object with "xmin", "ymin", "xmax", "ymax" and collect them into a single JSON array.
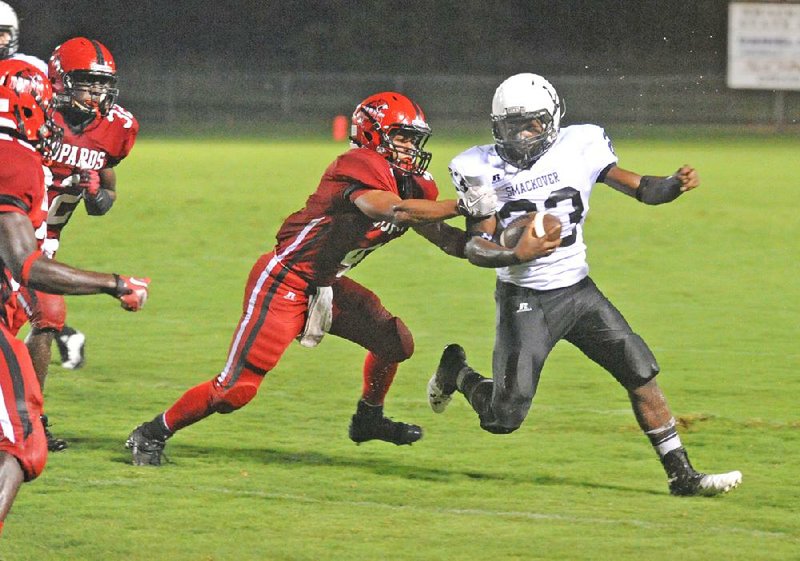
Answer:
[{"xmin": 2, "ymin": 133, "xmax": 798, "ymax": 560}]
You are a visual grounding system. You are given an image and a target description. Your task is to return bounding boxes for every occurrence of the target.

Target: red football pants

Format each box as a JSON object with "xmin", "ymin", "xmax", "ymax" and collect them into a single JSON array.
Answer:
[
  {"xmin": 218, "ymin": 251, "xmax": 412, "ymax": 387},
  {"xmin": 0, "ymin": 322, "xmax": 47, "ymax": 481},
  {"xmin": 164, "ymin": 251, "xmax": 414, "ymax": 431}
]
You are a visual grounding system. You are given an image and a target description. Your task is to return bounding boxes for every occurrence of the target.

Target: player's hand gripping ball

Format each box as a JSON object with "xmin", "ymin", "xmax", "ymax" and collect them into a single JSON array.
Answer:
[{"xmin": 497, "ymin": 212, "xmax": 561, "ymax": 248}]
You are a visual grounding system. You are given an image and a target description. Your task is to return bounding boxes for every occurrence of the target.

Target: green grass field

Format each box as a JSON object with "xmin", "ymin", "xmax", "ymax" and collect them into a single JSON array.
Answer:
[{"xmin": 2, "ymin": 132, "xmax": 798, "ymax": 560}]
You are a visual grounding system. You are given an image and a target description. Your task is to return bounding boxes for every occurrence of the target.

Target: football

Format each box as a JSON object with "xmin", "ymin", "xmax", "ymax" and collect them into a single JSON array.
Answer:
[{"xmin": 497, "ymin": 212, "xmax": 561, "ymax": 248}]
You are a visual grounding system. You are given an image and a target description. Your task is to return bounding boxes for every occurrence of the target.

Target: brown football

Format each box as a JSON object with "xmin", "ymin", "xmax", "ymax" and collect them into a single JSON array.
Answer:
[{"xmin": 497, "ymin": 212, "xmax": 561, "ymax": 248}]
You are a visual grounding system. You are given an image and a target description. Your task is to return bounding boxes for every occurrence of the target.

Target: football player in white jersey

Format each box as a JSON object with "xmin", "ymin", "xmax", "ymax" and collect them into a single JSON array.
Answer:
[
  {"xmin": 428, "ymin": 73, "xmax": 742, "ymax": 497},
  {"xmin": 0, "ymin": 2, "xmax": 47, "ymax": 74}
]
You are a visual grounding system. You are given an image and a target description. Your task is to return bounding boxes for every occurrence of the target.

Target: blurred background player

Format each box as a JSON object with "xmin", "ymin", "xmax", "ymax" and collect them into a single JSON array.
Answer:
[
  {"xmin": 0, "ymin": 57, "xmax": 70, "ymax": 453},
  {"xmin": 0, "ymin": 1, "xmax": 47, "ymax": 74},
  {"xmin": 0, "ymin": 0, "xmax": 81, "ymax": 376},
  {"xmin": 428, "ymin": 73, "xmax": 742, "ymax": 496},
  {"xmin": 125, "ymin": 91, "xmax": 496, "ymax": 466},
  {"xmin": 0, "ymin": 77, "xmax": 149, "ymax": 536},
  {"xmin": 20, "ymin": 37, "xmax": 139, "ymax": 451}
]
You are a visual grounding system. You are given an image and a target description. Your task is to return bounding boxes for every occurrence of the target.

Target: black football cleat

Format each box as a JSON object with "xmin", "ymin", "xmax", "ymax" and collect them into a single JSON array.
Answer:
[
  {"xmin": 41, "ymin": 414, "xmax": 68, "ymax": 452},
  {"xmin": 662, "ymin": 447, "xmax": 742, "ymax": 496},
  {"xmin": 126, "ymin": 424, "xmax": 167, "ymax": 466},
  {"xmin": 669, "ymin": 471, "xmax": 743, "ymax": 496},
  {"xmin": 348, "ymin": 412, "xmax": 422, "ymax": 446}
]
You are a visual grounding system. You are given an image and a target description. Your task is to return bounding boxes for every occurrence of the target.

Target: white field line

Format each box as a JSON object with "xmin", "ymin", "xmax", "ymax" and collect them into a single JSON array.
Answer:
[{"xmin": 70, "ymin": 477, "xmax": 789, "ymax": 540}]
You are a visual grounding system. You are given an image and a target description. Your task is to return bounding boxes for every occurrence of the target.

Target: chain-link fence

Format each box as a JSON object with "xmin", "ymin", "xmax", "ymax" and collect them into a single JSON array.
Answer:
[{"xmin": 120, "ymin": 70, "xmax": 799, "ymax": 135}]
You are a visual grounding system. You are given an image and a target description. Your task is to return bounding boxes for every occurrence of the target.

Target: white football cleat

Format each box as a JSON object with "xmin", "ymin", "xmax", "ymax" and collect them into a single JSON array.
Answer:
[
  {"xmin": 694, "ymin": 470, "xmax": 743, "ymax": 496},
  {"xmin": 428, "ymin": 344, "xmax": 467, "ymax": 413},
  {"xmin": 670, "ymin": 470, "xmax": 742, "ymax": 496},
  {"xmin": 427, "ymin": 374, "xmax": 452, "ymax": 414}
]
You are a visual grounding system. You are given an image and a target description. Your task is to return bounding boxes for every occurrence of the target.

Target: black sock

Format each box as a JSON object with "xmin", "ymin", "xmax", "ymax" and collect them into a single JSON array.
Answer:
[
  {"xmin": 142, "ymin": 413, "xmax": 172, "ymax": 441},
  {"xmin": 661, "ymin": 447, "xmax": 698, "ymax": 480},
  {"xmin": 59, "ymin": 325, "xmax": 78, "ymax": 337},
  {"xmin": 355, "ymin": 399, "xmax": 383, "ymax": 418},
  {"xmin": 458, "ymin": 370, "xmax": 494, "ymax": 419}
]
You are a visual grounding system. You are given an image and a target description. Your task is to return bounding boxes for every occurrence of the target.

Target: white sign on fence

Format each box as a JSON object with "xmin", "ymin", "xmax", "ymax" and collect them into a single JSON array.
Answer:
[{"xmin": 728, "ymin": 2, "xmax": 800, "ymax": 90}]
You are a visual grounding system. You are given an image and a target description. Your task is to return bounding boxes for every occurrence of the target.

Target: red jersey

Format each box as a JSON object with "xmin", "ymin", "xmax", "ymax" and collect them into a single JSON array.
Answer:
[
  {"xmin": 0, "ymin": 134, "xmax": 46, "ymax": 318},
  {"xmin": 274, "ymin": 148, "xmax": 439, "ymax": 286},
  {"xmin": 45, "ymin": 104, "xmax": 139, "ymax": 239}
]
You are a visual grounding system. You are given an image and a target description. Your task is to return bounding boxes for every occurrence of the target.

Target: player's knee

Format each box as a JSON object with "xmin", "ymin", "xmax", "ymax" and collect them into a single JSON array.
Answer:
[
  {"xmin": 30, "ymin": 293, "xmax": 66, "ymax": 332},
  {"xmin": 479, "ymin": 422, "xmax": 520, "ymax": 435},
  {"xmin": 623, "ymin": 333, "xmax": 660, "ymax": 383},
  {"xmin": 213, "ymin": 382, "xmax": 259, "ymax": 414},
  {"xmin": 373, "ymin": 317, "xmax": 414, "ymax": 363},
  {"xmin": 212, "ymin": 368, "xmax": 265, "ymax": 413},
  {"xmin": 485, "ymin": 398, "xmax": 529, "ymax": 434}
]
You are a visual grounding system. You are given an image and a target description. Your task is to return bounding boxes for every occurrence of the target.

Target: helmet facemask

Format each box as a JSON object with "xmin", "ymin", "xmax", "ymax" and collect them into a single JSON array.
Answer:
[
  {"xmin": 37, "ymin": 105, "xmax": 63, "ymax": 163},
  {"xmin": 492, "ymin": 110, "xmax": 557, "ymax": 169},
  {"xmin": 0, "ymin": 25, "xmax": 18, "ymax": 59},
  {"xmin": 381, "ymin": 124, "xmax": 432, "ymax": 175},
  {"xmin": 59, "ymin": 70, "xmax": 118, "ymax": 118}
]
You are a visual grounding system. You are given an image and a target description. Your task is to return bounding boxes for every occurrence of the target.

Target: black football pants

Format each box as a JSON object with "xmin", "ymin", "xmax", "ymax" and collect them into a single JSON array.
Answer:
[{"xmin": 477, "ymin": 276, "xmax": 660, "ymax": 433}]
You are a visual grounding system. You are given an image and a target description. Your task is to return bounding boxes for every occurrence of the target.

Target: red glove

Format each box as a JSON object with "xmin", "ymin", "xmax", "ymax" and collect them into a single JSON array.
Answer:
[
  {"xmin": 79, "ymin": 170, "xmax": 101, "ymax": 196},
  {"xmin": 114, "ymin": 274, "xmax": 151, "ymax": 311}
]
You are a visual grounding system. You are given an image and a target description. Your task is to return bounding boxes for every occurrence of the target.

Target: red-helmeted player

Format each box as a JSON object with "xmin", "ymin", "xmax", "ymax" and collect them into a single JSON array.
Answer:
[
  {"xmin": 126, "ymin": 92, "xmax": 498, "ymax": 465},
  {"xmin": 0, "ymin": 76, "xmax": 148, "ymax": 536},
  {"xmin": 22, "ymin": 37, "xmax": 139, "ymax": 451}
]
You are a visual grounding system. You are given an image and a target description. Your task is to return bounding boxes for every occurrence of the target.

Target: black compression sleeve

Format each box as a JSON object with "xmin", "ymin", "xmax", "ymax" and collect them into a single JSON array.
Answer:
[
  {"xmin": 636, "ymin": 176, "xmax": 683, "ymax": 205},
  {"xmin": 84, "ymin": 189, "xmax": 115, "ymax": 215}
]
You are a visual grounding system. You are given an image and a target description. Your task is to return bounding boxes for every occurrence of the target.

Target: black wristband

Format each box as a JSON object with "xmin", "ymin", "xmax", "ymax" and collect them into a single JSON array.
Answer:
[
  {"xmin": 636, "ymin": 176, "xmax": 683, "ymax": 205},
  {"xmin": 84, "ymin": 188, "xmax": 115, "ymax": 215},
  {"xmin": 101, "ymin": 273, "xmax": 123, "ymax": 297}
]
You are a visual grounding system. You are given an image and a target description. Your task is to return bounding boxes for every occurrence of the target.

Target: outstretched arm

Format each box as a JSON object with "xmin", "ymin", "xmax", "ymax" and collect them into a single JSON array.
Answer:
[
  {"xmin": 0, "ymin": 212, "xmax": 149, "ymax": 310},
  {"xmin": 353, "ymin": 189, "xmax": 460, "ymax": 226},
  {"xmin": 353, "ymin": 181, "xmax": 497, "ymax": 227},
  {"xmin": 603, "ymin": 164, "xmax": 699, "ymax": 204},
  {"xmin": 412, "ymin": 222, "xmax": 468, "ymax": 258}
]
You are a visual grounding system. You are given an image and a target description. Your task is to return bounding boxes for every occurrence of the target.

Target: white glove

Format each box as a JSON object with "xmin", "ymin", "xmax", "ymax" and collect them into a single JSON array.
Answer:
[{"xmin": 451, "ymin": 169, "xmax": 498, "ymax": 218}]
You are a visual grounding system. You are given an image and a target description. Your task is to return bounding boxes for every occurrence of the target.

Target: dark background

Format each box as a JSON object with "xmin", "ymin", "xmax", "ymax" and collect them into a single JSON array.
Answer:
[
  {"xmin": 11, "ymin": 1, "xmax": 798, "ymax": 132},
  {"xmin": 17, "ymin": 1, "xmax": 729, "ymax": 77}
]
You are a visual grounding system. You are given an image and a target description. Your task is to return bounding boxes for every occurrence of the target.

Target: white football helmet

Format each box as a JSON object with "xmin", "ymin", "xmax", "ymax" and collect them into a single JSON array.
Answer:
[
  {"xmin": 491, "ymin": 73, "xmax": 563, "ymax": 169},
  {"xmin": 0, "ymin": 2, "xmax": 18, "ymax": 59}
]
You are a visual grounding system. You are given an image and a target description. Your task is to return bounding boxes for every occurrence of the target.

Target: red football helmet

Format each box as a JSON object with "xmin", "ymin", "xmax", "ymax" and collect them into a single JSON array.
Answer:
[
  {"xmin": 350, "ymin": 92, "xmax": 432, "ymax": 175},
  {"xmin": 49, "ymin": 37, "xmax": 119, "ymax": 118},
  {"xmin": 0, "ymin": 84, "xmax": 62, "ymax": 161},
  {"xmin": 0, "ymin": 60, "xmax": 62, "ymax": 161},
  {"xmin": 0, "ymin": 58, "xmax": 54, "ymax": 109}
]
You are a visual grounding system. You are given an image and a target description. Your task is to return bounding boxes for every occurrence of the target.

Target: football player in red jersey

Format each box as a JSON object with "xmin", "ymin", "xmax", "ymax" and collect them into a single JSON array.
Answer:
[
  {"xmin": 125, "ymin": 92, "xmax": 498, "ymax": 465},
  {"xmin": 0, "ymin": 81, "xmax": 149, "ymax": 536},
  {"xmin": 20, "ymin": 37, "xmax": 139, "ymax": 451}
]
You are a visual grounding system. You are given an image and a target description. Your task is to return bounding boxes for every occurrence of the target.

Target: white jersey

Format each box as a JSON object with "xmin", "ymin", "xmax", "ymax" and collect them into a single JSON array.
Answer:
[
  {"xmin": 9, "ymin": 52, "xmax": 48, "ymax": 75},
  {"xmin": 449, "ymin": 124, "xmax": 617, "ymax": 290}
]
